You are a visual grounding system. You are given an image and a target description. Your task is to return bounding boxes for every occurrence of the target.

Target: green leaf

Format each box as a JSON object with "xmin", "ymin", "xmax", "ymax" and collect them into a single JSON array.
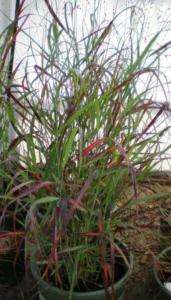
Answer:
[
  {"xmin": 125, "ymin": 32, "xmax": 160, "ymax": 75},
  {"xmin": 30, "ymin": 196, "xmax": 59, "ymax": 213},
  {"xmin": 6, "ymin": 103, "xmax": 15, "ymax": 123},
  {"xmin": 62, "ymin": 127, "xmax": 78, "ymax": 169}
]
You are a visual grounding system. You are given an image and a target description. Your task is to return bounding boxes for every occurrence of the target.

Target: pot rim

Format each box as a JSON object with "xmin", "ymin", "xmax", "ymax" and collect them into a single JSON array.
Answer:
[
  {"xmin": 153, "ymin": 245, "xmax": 171, "ymax": 297},
  {"xmin": 30, "ymin": 241, "xmax": 133, "ymax": 297}
]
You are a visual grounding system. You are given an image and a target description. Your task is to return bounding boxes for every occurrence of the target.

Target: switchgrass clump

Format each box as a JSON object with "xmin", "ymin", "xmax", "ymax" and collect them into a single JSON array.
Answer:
[{"xmin": 1, "ymin": 0, "xmax": 171, "ymax": 294}]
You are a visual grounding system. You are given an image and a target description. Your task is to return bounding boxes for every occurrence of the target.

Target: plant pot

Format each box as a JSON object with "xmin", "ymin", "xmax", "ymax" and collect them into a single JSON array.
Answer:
[
  {"xmin": 29, "ymin": 245, "xmax": 133, "ymax": 300},
  {"xmin": 153, "ymin": 246, "xmax": 171, "ymax": 300},
  {"xmin": 25, "ymin": 200, "xmax": 133, "ymax": 300},
  {"xmin": 0, "ymin": 209, "xmax": 25, "ymax": 284},
  {"xmin": 0, "ymin": 230, "xmax": 25, "ymax": 298}
]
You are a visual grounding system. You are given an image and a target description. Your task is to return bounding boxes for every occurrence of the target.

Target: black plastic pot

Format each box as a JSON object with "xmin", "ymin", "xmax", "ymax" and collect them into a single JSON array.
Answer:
[
  {"xmin": 30, "ymin": 245, "xmax": 133, "ymax": 300},
  {"xmin": 0, "ymin": 230, "xmax": 25, "ymax": 299},
  {"xmin": 153, "ymin": 246, "xmax": 171, "ymax": 300},
  {"xmin": 0, "ymin": 248, "xmax": 24, "ymax": 286},
  {"xmin": 0, "ymin": 199, "xmax": 26, "ymax": 294}
]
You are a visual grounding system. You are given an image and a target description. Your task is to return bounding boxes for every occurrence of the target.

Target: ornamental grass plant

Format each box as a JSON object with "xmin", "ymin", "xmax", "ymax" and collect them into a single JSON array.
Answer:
[{"xmin": 0, "ymin": 0, "xmax": 171, "ymax": 298}]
